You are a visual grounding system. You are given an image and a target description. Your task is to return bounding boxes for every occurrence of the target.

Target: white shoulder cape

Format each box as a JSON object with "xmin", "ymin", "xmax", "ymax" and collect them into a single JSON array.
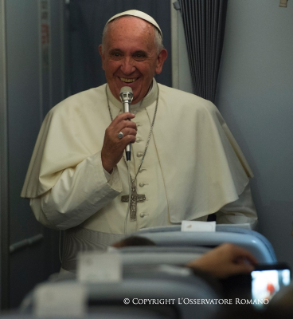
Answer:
[{"xmin": 21, "ymin": 81, "xmax": 253, "ymax": 222}]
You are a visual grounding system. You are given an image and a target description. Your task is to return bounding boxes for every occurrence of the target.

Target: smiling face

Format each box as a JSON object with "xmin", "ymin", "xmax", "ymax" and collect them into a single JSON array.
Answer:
[{"xmin": 99, "ymin": 16, "xmax": 167, "ymax": 104}]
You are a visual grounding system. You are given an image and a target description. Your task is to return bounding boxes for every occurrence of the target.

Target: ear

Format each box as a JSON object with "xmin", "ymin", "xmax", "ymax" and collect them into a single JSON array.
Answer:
[
  {"xmin": 98, "ymin": 44, "xmax": 105, "ymax": 70},
  {"xmin": 155, "ymin": 49, "xmax": 168, "ymax": 75}
]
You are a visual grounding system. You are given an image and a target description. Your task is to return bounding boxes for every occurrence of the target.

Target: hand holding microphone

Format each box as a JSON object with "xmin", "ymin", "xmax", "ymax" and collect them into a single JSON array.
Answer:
[
  {"xmin": 119, "ymin": 87, "xmax": 133, "ymax": 161},
  {"xmin": 101, "ymin": 87, "xmax": 136, "ymax": 173}
]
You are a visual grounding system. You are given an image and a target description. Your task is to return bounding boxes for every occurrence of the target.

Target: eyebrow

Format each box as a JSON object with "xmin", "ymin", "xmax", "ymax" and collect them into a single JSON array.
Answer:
[
  {"xmin": 109, "ymin": 48, "xmax": 123, "ymax": 53},
  {"xmin": 108, "ymin": 49, "xmax": 148, "ymax": 55},
  {"xmin": 134, "ymin": 50, "xmax": 147, "ymax": 55}
]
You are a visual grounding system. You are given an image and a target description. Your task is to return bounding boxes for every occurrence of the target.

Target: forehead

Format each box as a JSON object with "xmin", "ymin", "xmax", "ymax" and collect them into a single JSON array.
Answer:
[{"xmin": 105, "ymin": 16, "xmax": 155, "ymax": 50}]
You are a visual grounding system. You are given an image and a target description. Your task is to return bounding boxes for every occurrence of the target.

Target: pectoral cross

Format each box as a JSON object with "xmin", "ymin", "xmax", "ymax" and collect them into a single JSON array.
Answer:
[{"xmin": 121, "ymin": 184, "xmax": 146, "ymax": 221}]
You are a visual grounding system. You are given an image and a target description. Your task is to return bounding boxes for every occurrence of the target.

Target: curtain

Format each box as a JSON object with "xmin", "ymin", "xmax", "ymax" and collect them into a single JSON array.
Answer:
[
  {"xmin": 69, "ymin": 0, "xmax": 172, "ymax": 95},
  {"xmin": 178, "ymin": 0, "xmax": 228, "ymax": 103}
]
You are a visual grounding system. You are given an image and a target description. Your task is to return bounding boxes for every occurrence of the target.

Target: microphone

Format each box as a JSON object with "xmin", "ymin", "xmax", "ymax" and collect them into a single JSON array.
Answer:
[{"xmin": 119, "ymin": 86, "xmax": 133, "ymax": 161}]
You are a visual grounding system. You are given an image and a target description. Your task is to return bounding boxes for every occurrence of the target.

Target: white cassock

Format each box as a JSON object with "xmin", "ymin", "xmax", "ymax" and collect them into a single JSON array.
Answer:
[{"xmin": 21, "ymin": 79, "xmax": 257, "ymax": 271}]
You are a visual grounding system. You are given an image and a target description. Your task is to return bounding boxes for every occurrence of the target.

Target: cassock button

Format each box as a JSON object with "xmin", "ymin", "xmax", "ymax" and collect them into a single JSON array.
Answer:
[
  {"xmin": 137, "ymin": 152, "xmax": 143, "ymax": 157},
  {"xmin": 140, "ymin": 213, "xmax": 145, "ymax": 218},
  {"xmin": 136, "ymin": 137, "xmax": 141, "ymax": 143}
]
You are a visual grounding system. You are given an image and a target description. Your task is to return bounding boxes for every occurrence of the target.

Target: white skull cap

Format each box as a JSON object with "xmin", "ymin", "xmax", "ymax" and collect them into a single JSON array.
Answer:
[{"xmin": 106, "ymin": 9, "xmax": 163, "ymax": 37}]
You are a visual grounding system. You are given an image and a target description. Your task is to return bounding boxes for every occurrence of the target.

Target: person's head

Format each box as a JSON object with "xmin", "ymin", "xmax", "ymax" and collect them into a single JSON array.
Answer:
[
  {"xmin": 111, "ymin": 236, "xmax": 156, "ymax": 248},
  {"xmin": 99, "ymin": 10, "xmax": 168, "ymax": 104}
]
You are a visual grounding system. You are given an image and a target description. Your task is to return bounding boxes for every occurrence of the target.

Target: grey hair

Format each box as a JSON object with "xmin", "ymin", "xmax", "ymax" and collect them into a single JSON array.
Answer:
[{"xmin": 101, "ymin": 18, "xmax": 164, "ymax": 54}]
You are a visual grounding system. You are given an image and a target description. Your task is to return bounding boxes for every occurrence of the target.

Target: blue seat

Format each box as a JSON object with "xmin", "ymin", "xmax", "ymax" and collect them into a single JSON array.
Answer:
[
  {"xmin": 118, "ymin": 246, "xmax": 211, "ymax": 267},
  {"xmin": 133, "ymin": 225, "xmax": 277, "ymax": 263},
  {"xmin": 18, "ymin": 265, "xmax": 220, "ymax": 319}
]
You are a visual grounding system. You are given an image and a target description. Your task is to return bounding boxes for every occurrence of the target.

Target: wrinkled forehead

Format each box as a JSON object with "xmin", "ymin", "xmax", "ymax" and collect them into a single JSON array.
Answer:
[
  {"xmin": 107, "ymin": 16, "xmax": 155, "ymax": 38},
  {"xmin": 105, "ymin": 9, "xmax": 162, "ymax": 37},
  {"xmin": 104, "ymin": 17, "xmax": 157, "ymax": 53}
]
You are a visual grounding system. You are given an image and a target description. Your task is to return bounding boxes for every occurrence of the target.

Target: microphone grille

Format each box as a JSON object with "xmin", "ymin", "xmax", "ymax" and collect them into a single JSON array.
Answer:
[
  {"xmin": 119, "ymin": 86, "xmax": 133, "ymax": 103},
  {"xmin": 120, "ymin": 86, "xmax": 133, "ymax": 94}
]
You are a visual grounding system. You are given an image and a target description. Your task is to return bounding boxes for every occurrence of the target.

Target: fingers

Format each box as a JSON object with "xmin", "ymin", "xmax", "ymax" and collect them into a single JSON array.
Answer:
[
  {"xmin": 116, "ymin": 121, "xmax": 137, "ymax": 134},
  {"xmin": 109, "ymin": 113, "xmax": 137, "ymax": 141},
  {"xmin": 215, "ymin": 243, "xmax": 257, "ymax": 278},
  {"xmin": 101, "ymin": 112, "xmax": 137, "ymax": 172},
  {"xmin": 113, "ymin": 126, "xmax": 137, "ymax": 145},
  {"xmin": 117, "ymin": 126, "xmax": 137, "ymax": 137},
  {"xmin": 111, "ymin": 112, "xmax": 136, "ymax": 127},
  {"xmin": 118, "ymin": 128, "xmax": 137, "ymax": 143},
  {"xmin": 217, "ymin": 243, "xmax": 257, "ymax": 264},
  {"xmin": 228, "ymin": 244, "xmax": 258, "ymax": 265},
  {"xmin": 186, "ymin": 243, "xmax": 258, "ymax": 279}
]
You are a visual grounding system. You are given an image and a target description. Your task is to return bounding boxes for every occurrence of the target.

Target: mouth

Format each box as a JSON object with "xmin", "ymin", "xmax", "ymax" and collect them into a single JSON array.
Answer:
[{"xmin": 120, "ymin": 77, "xmax": 138, "ymax": 83}]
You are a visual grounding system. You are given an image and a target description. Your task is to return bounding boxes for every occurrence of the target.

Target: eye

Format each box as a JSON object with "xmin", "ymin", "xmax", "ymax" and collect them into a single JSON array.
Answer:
[
  {"xmin": 113, "ymin": 52, "xmax": 121, "ymax": 57},
  {"xmin": 134, "ymin": 52, "xmax": 147, "ymax": 61},
  {"xmin": 109, "ymin": 51, "xmax": 123, "ymax": 60}
]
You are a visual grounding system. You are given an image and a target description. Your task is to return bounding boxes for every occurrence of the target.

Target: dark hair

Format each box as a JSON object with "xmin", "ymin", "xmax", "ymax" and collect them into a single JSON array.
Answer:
[{"xmin": 112, "ymin": 236, "xmax": 156, "ymax": 248}]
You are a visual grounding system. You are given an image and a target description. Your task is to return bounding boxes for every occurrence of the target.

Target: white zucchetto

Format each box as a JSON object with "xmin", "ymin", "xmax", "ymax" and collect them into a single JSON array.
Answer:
[{"xmin": 106, "ymin": 9, "xmax": 163, "ymax": 37}]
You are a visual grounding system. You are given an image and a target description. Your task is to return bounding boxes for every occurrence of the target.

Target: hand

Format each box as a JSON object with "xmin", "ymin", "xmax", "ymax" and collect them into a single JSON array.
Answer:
[
  {"xmin": 186, "ymin": 243, "xmax": 257, "ymax": 278},
  {"xmin": 101, "ymin": 112, "xmax": 137, "ymax": 173}
]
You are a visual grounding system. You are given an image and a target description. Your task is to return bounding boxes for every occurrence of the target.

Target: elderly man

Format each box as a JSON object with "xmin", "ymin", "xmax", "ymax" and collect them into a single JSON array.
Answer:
[{"xmin": 21, "ymin": 10, "xmax": 257, "ymax": 271}]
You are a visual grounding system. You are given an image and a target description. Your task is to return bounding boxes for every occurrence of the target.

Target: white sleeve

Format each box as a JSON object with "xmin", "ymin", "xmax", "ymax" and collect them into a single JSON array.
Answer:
[
  {"xmin": 30, "ymin": 151, "xmax": 122, "ymax": 230},
  {"xmin": 216, "ymin": 183, "xmax": 258, "ymax": 230}
]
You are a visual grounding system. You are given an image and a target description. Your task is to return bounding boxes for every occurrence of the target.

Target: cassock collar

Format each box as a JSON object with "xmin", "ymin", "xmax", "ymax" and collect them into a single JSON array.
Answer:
[{"xmin": 106, "ymin": 79, "xmax": 158, "ymax": 113}]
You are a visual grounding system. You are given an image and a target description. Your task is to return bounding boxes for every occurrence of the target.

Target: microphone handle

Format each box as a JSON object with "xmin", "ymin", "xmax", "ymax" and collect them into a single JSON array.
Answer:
[{"xmin": 123, "ymin": 101, "xmax": 131, "ymax": 161}]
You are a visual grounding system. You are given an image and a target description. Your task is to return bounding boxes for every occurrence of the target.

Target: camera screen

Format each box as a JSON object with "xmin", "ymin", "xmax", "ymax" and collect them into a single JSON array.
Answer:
[{"xmin": 251, "ymin": 268, "xmax": 290, "ymax": 307}]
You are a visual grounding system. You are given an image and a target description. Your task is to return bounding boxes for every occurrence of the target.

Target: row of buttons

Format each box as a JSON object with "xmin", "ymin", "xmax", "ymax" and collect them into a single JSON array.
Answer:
[{"xmin": 135, "ymin": 120, "xmax": 147, "ymax": 219}]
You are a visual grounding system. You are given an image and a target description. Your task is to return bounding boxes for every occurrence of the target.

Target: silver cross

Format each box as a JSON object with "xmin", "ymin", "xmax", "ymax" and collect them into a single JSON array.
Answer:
[{"xmin": 121, "ymin": 185, "xmax": 146, "ymax": 221}]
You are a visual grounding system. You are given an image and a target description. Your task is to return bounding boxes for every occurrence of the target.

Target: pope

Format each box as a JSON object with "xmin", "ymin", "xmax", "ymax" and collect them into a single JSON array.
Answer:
[{"xmin": 21, "ymin": 10, "xmax": 258, "ymax": 271}]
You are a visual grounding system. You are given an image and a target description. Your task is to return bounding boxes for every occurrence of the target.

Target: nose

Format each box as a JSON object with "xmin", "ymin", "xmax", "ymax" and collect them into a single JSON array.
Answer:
[{"xmin": 120, "ymin": 57, "xmax": 135, "ymax": 75}]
